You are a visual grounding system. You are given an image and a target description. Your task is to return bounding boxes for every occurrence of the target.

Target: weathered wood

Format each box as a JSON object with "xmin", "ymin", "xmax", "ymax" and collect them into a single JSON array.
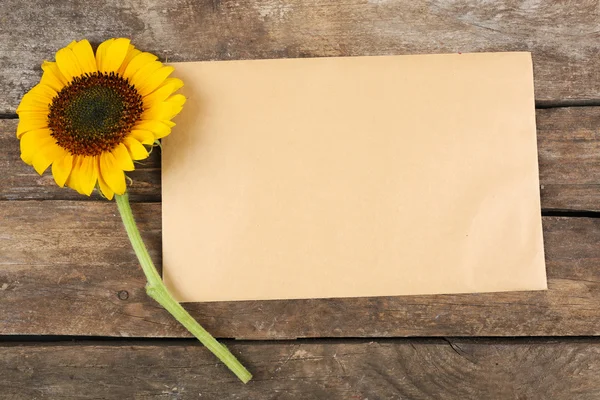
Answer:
[
  {"xmin": 1, "ymin": 338, "xmax": 600, "ymax": 399},
  {"xmin": 1, "ymin": 204, "xmax": 599, "ymax": 338},
  {"xmin": 537, "ymin": 107, "xmax": 600, "ymax": 212},
  {"xmin": 1, "ymin": 0, "xmax": 600, "ymax": 113},
  {"xmin": 2, "ymin": 107, "xmax": 599, "ymax": 210}
]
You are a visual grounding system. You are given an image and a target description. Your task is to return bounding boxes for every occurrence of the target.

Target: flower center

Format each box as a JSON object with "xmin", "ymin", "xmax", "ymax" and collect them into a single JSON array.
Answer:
[{"xmin": 48, "ymin": 72, "xmax": 144, "ymax": 156}]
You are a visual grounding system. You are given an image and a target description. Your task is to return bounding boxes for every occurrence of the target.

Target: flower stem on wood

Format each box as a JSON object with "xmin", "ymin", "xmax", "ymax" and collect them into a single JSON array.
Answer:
[{"xmin": 115, "ymin": 192, "xmax": 252, "ymax": 384}]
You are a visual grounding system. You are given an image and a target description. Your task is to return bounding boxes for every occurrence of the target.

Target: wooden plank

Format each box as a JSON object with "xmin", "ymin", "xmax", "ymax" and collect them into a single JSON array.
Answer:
[
  {"xmin": 1, "ymin": 339, "xmax": 599, "ymax": 399},
  {"xmin": 537, "ymin": 107, "xmax": 600, "ymax": 212},
  {"xmin": 1, "ymin": 203, "xmax": 599, "ymax": 338},
  {"xmin": 2, "ymin": 0, "xmax": 600, "ymax": 113},
  {"xmin": 2, "ymin": 107, "xmax": 599, "ymax": 210}
]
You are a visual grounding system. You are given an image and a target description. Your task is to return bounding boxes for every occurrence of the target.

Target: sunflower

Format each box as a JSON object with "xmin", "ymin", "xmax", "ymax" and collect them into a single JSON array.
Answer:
[{"xmin": 16, "ymin": 38, "xmax": 185, "ymax": 200}]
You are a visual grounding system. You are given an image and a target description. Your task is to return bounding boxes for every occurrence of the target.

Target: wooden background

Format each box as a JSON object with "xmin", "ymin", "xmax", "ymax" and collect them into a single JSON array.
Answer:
[{"xmin": 1, "ymin": 0, "xmax": 599, "ymax": 398}]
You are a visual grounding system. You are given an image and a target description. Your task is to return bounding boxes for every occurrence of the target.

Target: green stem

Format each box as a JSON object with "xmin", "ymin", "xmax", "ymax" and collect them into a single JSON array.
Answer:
[{"xmin": 115, "ymin": 192, "xmax": 252, "ymax": 384}]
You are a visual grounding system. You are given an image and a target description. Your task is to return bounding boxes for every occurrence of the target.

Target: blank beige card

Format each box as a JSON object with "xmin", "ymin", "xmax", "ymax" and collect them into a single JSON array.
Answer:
[{"xmin": 162, "ymin": 52, "xmax": 547, "ymax": 302}]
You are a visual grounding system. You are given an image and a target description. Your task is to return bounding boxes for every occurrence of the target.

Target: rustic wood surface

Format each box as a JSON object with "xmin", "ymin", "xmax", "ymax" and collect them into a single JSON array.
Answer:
[
  {"xmin": 1, "ymin": 0, "xmax": 600, "ymax": 397},
  {"xmin": 2, "ymin": 338, "xmax": 600, "ymax": 400},
  {"xmin": 1, "ymin": 209, "xmax": 599, "ymax": 338},
  {"xmin": 2, "ymin": 107, "xmax": 599, "ymax": 210},
  {"xmin": 2, "ymin": 0, "xmax": 600, "ymax": 113}
]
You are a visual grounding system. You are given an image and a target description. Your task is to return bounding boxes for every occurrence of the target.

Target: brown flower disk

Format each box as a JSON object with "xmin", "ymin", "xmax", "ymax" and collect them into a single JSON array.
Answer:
[{"xmin": 48, "ymin": 72, "xmax": 143, "ymax": 156}]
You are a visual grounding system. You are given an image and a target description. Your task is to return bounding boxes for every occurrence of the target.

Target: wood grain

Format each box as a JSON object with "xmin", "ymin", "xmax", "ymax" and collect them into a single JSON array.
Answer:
[
  {"xmin": 1, "ymin": 203, "xmax": 599, "ymax": 339},
  {"xmin": 1, "ymin": 0, "xmax": 600, "ymax": 113},
  {"xmin": 1, "ymin": 338, "xmax": 600, "ymax": 399},
  {"xmin": 537, "ymin": 107, "xmax": 600, "ymax": 212},
  {"xmin": 2, "ymin": 0, "xmax": 599, "ymax": 395},
  {"xmin": 2, "ymin": 107, "xmax": 599, "ymax": 210}
]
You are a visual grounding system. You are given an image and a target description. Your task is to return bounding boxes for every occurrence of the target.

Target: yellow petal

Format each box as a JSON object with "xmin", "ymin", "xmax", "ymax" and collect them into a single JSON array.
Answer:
[
  {"xmin": 164, "ymin": 77, "xmax": 184, "ymax": 92},
  {"xmin": 135, "ymin": 66, "xmax": 174, "ymax": 97},
  {"xmin": 99, "ymin": 152, "xmax": 126, "ymax": 194},
  {"xmin": 152, "ymin": 127, "xmax": 171, "ymax": 139},
  {"xmin": 123, "ymin": 137, "xmax": 149, "ymax": 160},
  {"xmin": 95, "ymin": 39, "xmax": 115, "ymax": 72},
  {"xmin": 157, "ymin": 94, "xmax": 186, "ymax": 120},
  {"xmin": 133, "ymin": 120, "xmax": 171, "ymax": 139},
  {"xmin": 122, "ymin": 52, "xmax": 158, "ymax": 80},
  {"xmin": 56, "ymin": 46, "xmax": 84, "ymax": 81},
  {"xmin": 16, "ymin": 84, "xmax": 57, "ymax": 114},
  {"xmin": 65, "ymin": 156, "xmax": 85, "ymax": 194},
  {"xmin": 18, "ymin": 110, "xmax": 48, "ymax": 118},
  {"xmin": 166, "ymin": 93, "xmax": 186, "ymax": 108},
  {"xmin": 142, "ymin": 78, "xmax": 184, "ymax": 109},
  {"xmin": 134, "ymin": 119, "xmax": 167, "ymax": 134},
  {"xmin": 20, "ymin": 128, "xmax": 54, "ymax": 164},
  {"xmin": 97, "ymin": 158, "xmax": 115, "ymax": 200},
  {"xmin": 16, "ymin": 95, "xmax": 50, "ymax": 113},
  {"xmin": 99, "ymin": 38, "xmax": 131, "ymax": 73},
  {"xmin": 52, "ymin": 153, "xmax": 74, "ymax": 187},
  {"xmin": 41, "ymin": 61, "xmax": 68, "ymax": 92},
  {"xmin": 32, "ymin": 142, "xmax": 67, "ymax": 175},
  {"xmin": 17, "ymin": 114, "xmax": 49, "ymax": 138},
  {"xmin": 128, "ymin": 60, "xmax": 162, "ymax": 91},
  {"xmin": 17, "ymin": 111, "xmax": 48, "ymax": 120},
  {"xmin": 112, "ymin": 143, "xmax": 135, "ymax": 171},
  {"xmin": 162, "ymin": 120, "xmax": 176, "ymax": 128},
  {"xmin": 117, "ymin": 44, "xmax": 141, "ymax": 76},
  {"xmin": 97, "ymin": 171, "xmax": 115, "ymax": 200},
  {"xmin": 71, "ymin": 40, "xmax": 97, "ymax": 74},
  {"xmin": 141, "ymin": 102, "xmax": 180, "ymax": 122},
  {"xmin": 29, "ymin": 83, "xmax": 58, "ymax": 103},
  {"xmin": 40, "ymin": 70, "xmax": 65, "ymax": 93},
  {"xmin": 130, "ymin": 129, "xmax": 155, "ymax": 145},
  {"xmin": 78, "ymin": 156, "xmax": 99, "ymax": 196}
]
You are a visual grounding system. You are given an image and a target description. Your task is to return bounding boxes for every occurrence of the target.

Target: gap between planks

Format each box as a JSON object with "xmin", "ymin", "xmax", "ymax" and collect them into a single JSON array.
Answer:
[{"xmin": 1, "ymin": 335, "xmax": 600, "ymax": 346}]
